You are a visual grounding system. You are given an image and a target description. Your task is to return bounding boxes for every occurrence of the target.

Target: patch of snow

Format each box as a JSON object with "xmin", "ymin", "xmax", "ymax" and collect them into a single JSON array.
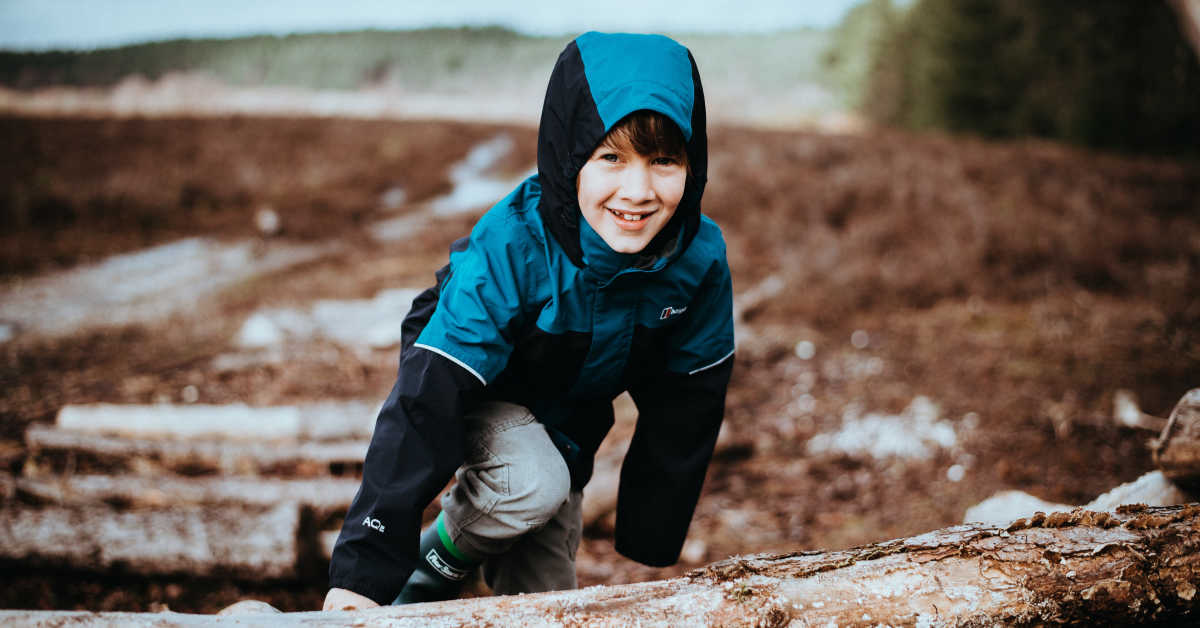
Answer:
[
  {"xmin": 946, "ymin": 464, "xmax": 966, "ymax": 482},
  {"xmin": 1085, "ymin": 470, "xmax": 1191, "ymax": 511},
  {"xmin": 55, "ymin": 400, "xmax": 377, "ymax": 441},
  {"xmin": 794, "ymin": 340, "xmax": 816, "ymax": 360},
  {"xmin": 850, "ymin": 329, "xmax": 870, "ymax": 349},
  {"xmin": 431, "ymin": 134, "xmax": 533, "ymax": 216},
  {"xmin": 821, "ymin": 351, "xmax": 885, "ymax": 381},
  {"xmin": 380, "ymin": 185, "xmax": 407, "ymax": 209},
  {"xmin": 0, "ymin": 237, "xmax": 330, "ymax": 340},
  {"xmin": 965, "ymin": 470, "xmax": 1192, "ymax": 526},
  {"xmin": 0, "ymin": 323, "xmax": 13, "ymax": 343},
  {"xmin": 791, "ymin": 393, "xmax": 817, "ymax": 415},
  {"xmin": 369, "ymin": 135, "xmax": 534, "ymax": 241},
  {"xmin": 806, "ymin": 396, "xmax": 956, "ymax": 461},
  {"xmin": 254, "ymin": 205, "xmax": 281, "ymax": 236},
  {"xmin": 233, "ymin": 288, "xmax": 421, "ymax": 351},
  {"xmin": 311, "ymin": 289, "xmax": 417, "ymax": 347},
  {"xmin": 962, "ymin": 490, "xmax": 1072, "ymax": 526},
  {"xmin": 235, "ymin": 310, "xmax": 315, "ymax": 348},
  {"xmin": 369, "ymin": 208, "xmax": 433, "ymax": 242}
]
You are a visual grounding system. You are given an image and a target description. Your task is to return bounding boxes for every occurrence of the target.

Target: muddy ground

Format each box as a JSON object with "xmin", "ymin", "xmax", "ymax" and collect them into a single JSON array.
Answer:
[{"xmin": 1, "ymin": 114, "xmax": 1198, "ymax": 613}]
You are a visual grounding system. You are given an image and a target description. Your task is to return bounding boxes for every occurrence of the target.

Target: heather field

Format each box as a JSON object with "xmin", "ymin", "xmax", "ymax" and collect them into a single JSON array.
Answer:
[{"xmin": 1, "ymin": 112, "xmax": 1196, "ymax": 611}]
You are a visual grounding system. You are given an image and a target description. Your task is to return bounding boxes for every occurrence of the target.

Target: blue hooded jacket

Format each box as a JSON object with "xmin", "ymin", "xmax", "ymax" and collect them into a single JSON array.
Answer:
[{"xmin": 329, "ymin": 32, "xmax": 735, "ymax": 604}]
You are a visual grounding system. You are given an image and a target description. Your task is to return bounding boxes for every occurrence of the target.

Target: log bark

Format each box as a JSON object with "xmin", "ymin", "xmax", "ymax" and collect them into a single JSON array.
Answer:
[
  {"xmin": 25, "ymin": 425, "xmax": 368, "ymax": 476},
  {"xmin": 10, "ymin": 473, "xmax": 359, "ymax": 516},
  {"xmin": 55, "ymin": 401, "xmax": 376, "ymax": 441},
  {"xmin": 6, "ymin": 504, "xmax": 1199, "ymax": 626},
  {"xmin": 0, "ymin": 502, "xmax": 301, "ymax": 579}
]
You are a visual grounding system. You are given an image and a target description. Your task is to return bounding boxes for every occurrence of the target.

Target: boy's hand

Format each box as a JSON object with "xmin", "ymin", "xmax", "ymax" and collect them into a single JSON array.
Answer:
[{"xmin": 323, "ymin": 588, "xmax": 380, "ymax": 611}]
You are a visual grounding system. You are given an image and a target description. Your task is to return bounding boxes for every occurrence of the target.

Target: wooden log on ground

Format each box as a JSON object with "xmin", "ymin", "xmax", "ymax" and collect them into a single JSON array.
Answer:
[
  {"xmin": 580, "ymin": 393, "xmax": 635, "ymax": 529},
  {"xmin": 25, "ymin": 426, "xmax": 368, "ymax": 476},
  {"xmin": 1154, "ymin": 388, "xmax": 1200, "ymax": 493},
  {"xmin": 0, "ymin": 502, "xmax": 301, "ymax": 579},
  {"xmin": 1169, "ymin": 0, "xmax": 1200, "ymax": 63},
  {"xmin": 55, "ymin": 401, "xmax": 377, "ymax": 441},
  {"xmin": 5, "ymin": 504, "xmax": 1199, "ymax": 626},
  {"xmin": 580, "ymin": 392, "xmax": 741, "ymax": 529},
  {"xmin": 10, "ymin": 473, "xmax": 360, "ymax": 516}
]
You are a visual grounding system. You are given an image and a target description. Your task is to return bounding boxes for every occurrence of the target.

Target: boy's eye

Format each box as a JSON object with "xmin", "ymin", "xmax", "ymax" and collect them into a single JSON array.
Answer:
[
  {"xmin": 600, "ymin": 153, "xmax": 619, "ymax": 162},
  {"xmin": 651, "ymin": 156, "xmax": 678, "ymax": 166}
]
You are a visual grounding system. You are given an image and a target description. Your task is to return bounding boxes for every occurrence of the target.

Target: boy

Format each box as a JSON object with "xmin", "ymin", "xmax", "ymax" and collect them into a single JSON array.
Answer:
[{"xmin": 324, "ymin": 31, "xmax": 734, "ymax": 610}]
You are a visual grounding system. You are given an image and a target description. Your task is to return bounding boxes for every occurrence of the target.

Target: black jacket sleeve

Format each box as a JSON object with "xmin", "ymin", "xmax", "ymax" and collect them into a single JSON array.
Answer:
[
  {"xmin": 327, "ymin": 346, "xmax": 482, "ymax": 605},
  {"xmin": 616, "ymin": 355, "xmax": 733, "ymax": 566},
  {"xmin": 614, "ymin": 244, "xmax": 734, "ymax": 567}
]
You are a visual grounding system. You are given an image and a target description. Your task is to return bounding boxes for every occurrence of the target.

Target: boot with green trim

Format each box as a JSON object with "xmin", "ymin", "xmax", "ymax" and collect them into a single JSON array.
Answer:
[{"xmin": 393, "ymin": 513, "xmax": 481, "ymax": 604}]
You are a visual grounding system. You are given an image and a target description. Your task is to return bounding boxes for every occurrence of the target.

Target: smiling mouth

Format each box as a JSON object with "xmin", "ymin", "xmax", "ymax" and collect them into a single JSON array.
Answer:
[{"xmin": 607, "ymin": 207, "xmax": 654, "ymax": 223}]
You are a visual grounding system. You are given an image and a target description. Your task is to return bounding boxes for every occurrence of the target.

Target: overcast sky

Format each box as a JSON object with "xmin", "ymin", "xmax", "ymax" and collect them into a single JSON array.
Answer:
[{"xmin": 0, "ymin": 0, "xmax": 862, "ymax": 51}]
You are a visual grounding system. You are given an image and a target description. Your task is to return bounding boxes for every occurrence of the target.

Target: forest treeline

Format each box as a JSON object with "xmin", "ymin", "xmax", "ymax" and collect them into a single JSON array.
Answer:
[
  {"xmin": 826, "ymin": 0, "xmax": 1200, "ymax": 154},
  {"xmin": 0, "ymin": 27, "xmax": 568, "ymax": 91},
  {"xmin": 3, "ymin": 3, "xmax": 1199, "ymax": 154}
]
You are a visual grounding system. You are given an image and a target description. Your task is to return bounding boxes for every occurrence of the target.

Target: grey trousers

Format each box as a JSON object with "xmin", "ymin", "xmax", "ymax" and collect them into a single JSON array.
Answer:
[{"xmin": 440, "ymin": 401, "xmax": 583, "ymax": 595}]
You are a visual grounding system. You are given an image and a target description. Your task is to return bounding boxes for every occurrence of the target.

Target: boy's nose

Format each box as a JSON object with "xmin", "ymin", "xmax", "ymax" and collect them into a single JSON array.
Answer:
[{"xmin": 618, "ymin": 164, "xmax": 655, "ymax": 203}]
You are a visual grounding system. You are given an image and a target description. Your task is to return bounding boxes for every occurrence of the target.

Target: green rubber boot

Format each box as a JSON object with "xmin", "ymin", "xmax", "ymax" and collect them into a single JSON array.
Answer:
[{"xmin": 393, "ymin": 514, "xmax": 481, "ymax": 604}]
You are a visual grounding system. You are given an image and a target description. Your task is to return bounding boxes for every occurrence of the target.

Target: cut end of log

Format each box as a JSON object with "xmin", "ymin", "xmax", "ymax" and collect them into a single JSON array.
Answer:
[{"xmin": 1153, "ymin": 388, "xmax": 1200, "ymax": 493}]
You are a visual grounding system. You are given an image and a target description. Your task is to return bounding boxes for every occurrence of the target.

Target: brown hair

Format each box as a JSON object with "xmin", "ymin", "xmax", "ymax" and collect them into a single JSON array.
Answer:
[{"xmin": 601, "ymin": 110, "xmax": 690, "ymax": 172}]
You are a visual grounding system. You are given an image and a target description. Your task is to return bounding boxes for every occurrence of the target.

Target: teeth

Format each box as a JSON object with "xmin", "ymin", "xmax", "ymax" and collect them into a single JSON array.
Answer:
[{"xmin": 611, "ymin": 209, "xmax": 646, "ymax": 221}]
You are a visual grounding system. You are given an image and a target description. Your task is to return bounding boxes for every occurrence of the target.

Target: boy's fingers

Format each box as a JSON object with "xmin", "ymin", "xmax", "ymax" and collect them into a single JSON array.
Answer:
[{"xmin": 323, "ymin": 588, "xmax": 379, "ymax": 611}]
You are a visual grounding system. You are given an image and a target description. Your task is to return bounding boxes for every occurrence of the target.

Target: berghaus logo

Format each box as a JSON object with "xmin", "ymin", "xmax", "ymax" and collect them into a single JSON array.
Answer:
[{"xmin": 660, "ymin": 305, "xmax": 688, "ymax": 320}]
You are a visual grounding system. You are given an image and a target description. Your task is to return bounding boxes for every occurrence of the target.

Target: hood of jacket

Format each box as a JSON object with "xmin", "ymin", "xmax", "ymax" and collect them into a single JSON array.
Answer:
[{"xmin": 536, "ymin": 31, "xmax": 708, "ymax": 270}]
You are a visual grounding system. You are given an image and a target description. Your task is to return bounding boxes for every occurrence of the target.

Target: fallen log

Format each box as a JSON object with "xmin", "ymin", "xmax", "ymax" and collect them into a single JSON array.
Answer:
[
  {"xmin": 1154, "ymin": 387, "xmax": 1200, "ymax": 493},
  {"xmin": 580, "ymin": 393, "xmax": 741, "ymax": 529},
  {"xmin": 0, "ymin": 502, "xmax": 301, "ymax": 579},
  {"xmin": 10, "ymin": 473, "xmax": 359, "ymax": 516},
  {"xmin": 1169, "ymin": 0, "xmax": 1200, "ymax": 63},
  {"xmin": 579, "ymin": 393, "xmax": 635, "ymax": 528},
  {"xmin": 25, "ymin": 426, "xmax": 368, "ymax": 476},
  {"xmin": 55, "ymin": 401, "xmax": 377, "ymax": 441},
  {"xmin": 6, "ymin": 504, "xmax": 1199, "ymax": 626}
]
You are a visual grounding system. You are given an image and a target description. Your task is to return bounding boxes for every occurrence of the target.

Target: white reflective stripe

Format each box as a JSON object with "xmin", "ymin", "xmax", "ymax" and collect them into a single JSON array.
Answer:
[
  {"xmin": 413, "ymin": 343, "xmax": 488, "ymax": 385},
  {"xmin": 688, "ymin": 348, "xmax": 735, "ymax": 375}
]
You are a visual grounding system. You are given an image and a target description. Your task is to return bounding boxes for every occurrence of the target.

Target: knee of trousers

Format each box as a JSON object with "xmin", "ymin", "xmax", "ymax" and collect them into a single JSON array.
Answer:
[{"xmin": 493, "ymin": 441, "xmax": 571, "ymax": 529}]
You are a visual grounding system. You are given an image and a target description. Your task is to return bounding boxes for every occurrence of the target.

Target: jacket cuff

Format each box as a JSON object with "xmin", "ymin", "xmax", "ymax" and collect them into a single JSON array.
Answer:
[{"xmin": 614, "ymin": 535, "xmax": 680, "ymax": 568}]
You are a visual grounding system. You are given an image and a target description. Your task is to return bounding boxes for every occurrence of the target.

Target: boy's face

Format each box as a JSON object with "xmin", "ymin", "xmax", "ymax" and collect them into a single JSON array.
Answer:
[{"xmin": 576, "ymin": 136, "xmax": 686, "ymax": 255}]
